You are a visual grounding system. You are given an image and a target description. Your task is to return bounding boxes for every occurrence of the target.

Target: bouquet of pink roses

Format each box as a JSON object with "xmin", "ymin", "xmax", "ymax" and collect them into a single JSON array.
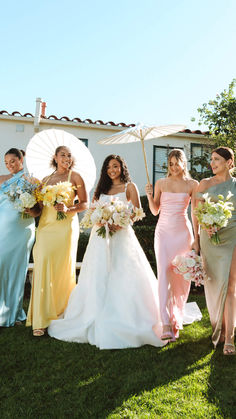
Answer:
[{"xmin": 172, "ymin": 250, "xmax": 209, "ymax": 287}]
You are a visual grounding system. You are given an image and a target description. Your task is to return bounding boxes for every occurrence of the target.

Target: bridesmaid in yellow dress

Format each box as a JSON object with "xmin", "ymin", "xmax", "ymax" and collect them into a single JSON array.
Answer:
[
  {"xmin": 197, "ymin": 147, "xmax": 236, "ymax": 355},
  {"xmin": 26, "ymin": 146, "xmax": 88, "ymax": 336}
]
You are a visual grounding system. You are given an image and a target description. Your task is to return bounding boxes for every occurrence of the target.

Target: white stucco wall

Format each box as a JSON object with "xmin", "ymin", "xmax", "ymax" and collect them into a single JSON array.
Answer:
[{"xmin": 0, "ymin": 115, "xmax": 208, "ymax": 197}]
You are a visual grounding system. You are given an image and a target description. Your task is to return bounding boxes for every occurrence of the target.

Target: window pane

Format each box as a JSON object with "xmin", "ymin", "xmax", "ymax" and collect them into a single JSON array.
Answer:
[{"xmin": 191, "ymin": 144, "xmax": 202, "ymax": 172}]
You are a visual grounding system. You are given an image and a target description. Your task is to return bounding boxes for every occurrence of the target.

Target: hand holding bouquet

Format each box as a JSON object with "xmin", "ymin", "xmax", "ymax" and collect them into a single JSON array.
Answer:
[
  {"xmin": 194, "ymin": 192, "xmax": 234, "ymax": 245},
  {"xmin": 80, "ymin": 198, "xmax": 145, "ymax": 238},
  {"xmin": 172, "ymin": 250, "xmax": 209, "ymax": 287},
  {"xmin": 5, "ymin": 176, "xmax": 39, "ymax": 218},
  {"xmin": 40, "ymin": 181, "xmax": 74, "ymax": 220}
]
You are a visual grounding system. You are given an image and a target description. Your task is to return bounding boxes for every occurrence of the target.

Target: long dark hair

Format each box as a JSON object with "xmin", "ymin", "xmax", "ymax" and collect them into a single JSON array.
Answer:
[
  {"xmin": 5, "ymin": 148, "xmax": 25, "ymax": 159},
  {"xmin": 212, "ymin": 147, "xmax": 235, "ymax": 168},
  {"xmin": 94, "ymin": 154, "xmax": 131, "ymax": 199}
]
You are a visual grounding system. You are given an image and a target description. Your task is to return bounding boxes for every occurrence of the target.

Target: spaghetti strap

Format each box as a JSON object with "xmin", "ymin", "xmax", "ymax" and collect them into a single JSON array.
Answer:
[
  {"xmin": 44, "ymin": 175, "xmax": 52, "ymax": 186},
  {"xmin": 44, "ymin": 171, "xmax": 56, "ymax": 186},
  {"xmin": 124, "ymin": 183, "xmax": 128, "ymax": 199},
  {"xmin": 125, "ymin": 182, "xmax": 132, "ymax": 199},
  {"xmin": 125, "ymin": 182, "xmax": 132, "ymax": 192},
  {"xmin": 68, "ymin": 170, "xmax": 72, "ymax": 182}
]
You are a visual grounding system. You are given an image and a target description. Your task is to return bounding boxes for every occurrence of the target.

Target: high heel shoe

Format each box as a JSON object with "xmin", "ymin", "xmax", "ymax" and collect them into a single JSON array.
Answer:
[
  {"xmin": 223, "ymin": 343, "xmax": 235, "ymax": 355},
  {"xmin": 161, "ymin": 325, "xmax": 173, "ymax": 341},
  {"xmin": 33, "ymin": 328, "xmax": 45, "ymax": 337},
  {"xmin": 169, "ymin": 330, "xmax": 179, "ymax": 342}
]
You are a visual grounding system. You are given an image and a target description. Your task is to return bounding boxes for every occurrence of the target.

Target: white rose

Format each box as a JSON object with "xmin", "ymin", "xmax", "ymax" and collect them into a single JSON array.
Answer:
[
  {"xmin": 177, "ymin": 264, "xmax": 188, "ymax": 273},
  {"xmin": 186, "ymin": 258, "xmax": 196, "ymax": 268},
  {"xmin": 183, "ymin": 272, "xmax": 192, "ymax": 281},
  {"xmin": 91, "ymin": 208, "xmax": 103, "ymax": 224},
  {"xmin": 113, "ymin": 213, "xmax": 122, "ymax": 225},
  {"xmin": 20, "ymin": 192, "xmax": 36, "ymax": 208}
]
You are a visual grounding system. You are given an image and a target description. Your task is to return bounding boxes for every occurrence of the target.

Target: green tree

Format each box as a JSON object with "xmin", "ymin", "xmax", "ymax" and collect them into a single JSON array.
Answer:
[
  {"xmin": 189, "ymin": 150, "xmax": 212, "ymax": 181},
  {"xmin": 196, "ymin": 78, "xmax": 236, "ymax": 153},
  {"xmin": 190, "ymin": 79, "xmax": 236, "ymax": 179}
]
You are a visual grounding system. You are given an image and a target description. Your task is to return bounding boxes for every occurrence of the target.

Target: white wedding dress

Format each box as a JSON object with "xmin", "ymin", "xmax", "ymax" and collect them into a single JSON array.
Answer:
[{"xmin": 48, "ymin": 191, "xmax": 165, "ymax": 349}]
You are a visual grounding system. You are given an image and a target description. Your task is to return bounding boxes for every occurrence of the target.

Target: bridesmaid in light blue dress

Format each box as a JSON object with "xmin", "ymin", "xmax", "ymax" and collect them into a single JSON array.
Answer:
[{"xmin": 0, "ymin": 149, "xmax": 35, "ymax": 327}]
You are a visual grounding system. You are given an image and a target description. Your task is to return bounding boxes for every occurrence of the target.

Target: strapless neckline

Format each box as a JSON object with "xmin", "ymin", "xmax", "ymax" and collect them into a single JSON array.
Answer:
[{"xmin": 162, "ymin": 191, "xmax": 190, "ymax": 196}]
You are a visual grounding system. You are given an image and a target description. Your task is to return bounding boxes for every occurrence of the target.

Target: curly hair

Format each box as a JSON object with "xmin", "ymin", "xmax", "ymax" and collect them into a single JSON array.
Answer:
[
  {"xmin": 51, "ymin": 146, "xmax": 75, "ymax": 169},
  {"xmin": 167, "ymin": 149, "xmax": 191, "ymax": 179},
  {"xmin": 94, "ymin": 155, "xmax": 131, "ymax": 200}
]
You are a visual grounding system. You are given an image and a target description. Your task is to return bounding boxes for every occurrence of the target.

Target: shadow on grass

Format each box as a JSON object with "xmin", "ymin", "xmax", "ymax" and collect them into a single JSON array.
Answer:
[
  {"xmin": 0, "ymin": 294, "xmax": 235, "ymax": 418},
  {"xmin": 0, "ymin": 327, "xmax": 219, "ymax": 418},
  {"xmin": 207, "ymin": 345, "xmax": 236, "ymax": 417}
]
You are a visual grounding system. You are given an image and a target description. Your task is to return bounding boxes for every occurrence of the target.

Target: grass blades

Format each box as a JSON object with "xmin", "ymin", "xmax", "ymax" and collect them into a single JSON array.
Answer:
[{"xmin": 0, "ymin": 295, "xmax": 235, "ymax": 418}]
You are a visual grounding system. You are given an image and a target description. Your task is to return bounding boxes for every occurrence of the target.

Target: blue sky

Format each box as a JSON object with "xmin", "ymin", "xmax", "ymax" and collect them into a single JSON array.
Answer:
[{"xmin": 1, "ymin": 0, "xmax": 236, "ymax": 129}]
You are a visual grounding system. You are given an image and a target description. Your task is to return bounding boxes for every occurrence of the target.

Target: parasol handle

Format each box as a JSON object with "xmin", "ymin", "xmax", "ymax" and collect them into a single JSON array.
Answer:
[{"xmin": 140, "ymin": 135, "xmax": 150, "ymax": 185}]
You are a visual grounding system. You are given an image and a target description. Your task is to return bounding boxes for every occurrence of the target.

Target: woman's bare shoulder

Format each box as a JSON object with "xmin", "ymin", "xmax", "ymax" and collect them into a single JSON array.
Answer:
[
  {"xmin": 198, "ymin": 177, "xmax": 213, "ymax": 192},
  {"xmin": 127, "ymin": 181, "xmax": 138, "ymax": 191},
  {"xmin": 155, "ymin": 178, "xmax": 166, "ymax": 189},
  {"xmin": 71, "ymin": 170, "xmax": 84, "ymax": 183},
  {"xmin": 188, "ymin": 178, "xmax": 199, "ymax": 190}
]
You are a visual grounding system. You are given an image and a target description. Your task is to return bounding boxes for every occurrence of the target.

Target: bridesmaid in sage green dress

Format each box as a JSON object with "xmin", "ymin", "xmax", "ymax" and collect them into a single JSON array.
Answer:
[{"xmin": 197, "ymin": 147, "xmax": 236, "ymax": 355}]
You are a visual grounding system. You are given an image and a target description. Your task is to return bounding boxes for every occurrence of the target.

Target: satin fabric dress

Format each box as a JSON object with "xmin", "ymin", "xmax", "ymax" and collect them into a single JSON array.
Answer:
[
  {"xmin": 199, "ymin": 177, "xmax": 236, "ymax": 347},
  {"xmin": 26, "ymin": 173, "xmax": 79, "ymax": 330},
  {"xmin": 0, "ymin": 170, "xmax": 35, "ymax": 326},
  {"xmin": 154, "ymin": 192, "xmax": 201, "ymax": 337},
  {"xmin": 48, "ymin": 191, "xmax": 165, "ymax": 349}
]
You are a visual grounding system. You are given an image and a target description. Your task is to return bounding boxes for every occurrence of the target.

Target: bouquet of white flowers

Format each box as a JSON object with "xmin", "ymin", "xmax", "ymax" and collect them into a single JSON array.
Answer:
[
  {"xmin": 80, "ymin": 198, "xmax": 145, "ymax": 238},
  {"xmin": 194, "ymin": 191, "xmax": 234, "ymax": 245},
  {"xmin": 172, "ymin": 250, "xmax": 209, "ymax": 287},
  {"xmin": 5, "ymin": 176, "xmax": 38, "ymax": 218},
  {"xmin": 39, "ymin": 181, "xmax": 74, "ymax": 220}
]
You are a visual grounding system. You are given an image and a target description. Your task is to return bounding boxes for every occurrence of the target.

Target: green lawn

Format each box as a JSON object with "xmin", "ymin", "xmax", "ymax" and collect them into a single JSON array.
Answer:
[{"xmin": 0, "ymin": 293, "xmax": 235, "ymax": 418}]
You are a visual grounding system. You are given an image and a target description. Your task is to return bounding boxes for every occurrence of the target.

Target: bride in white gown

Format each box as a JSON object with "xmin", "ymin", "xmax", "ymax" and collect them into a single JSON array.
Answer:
[{"xmin": 48, "ymin": 155, "xmax": 165, "ymax": 349}]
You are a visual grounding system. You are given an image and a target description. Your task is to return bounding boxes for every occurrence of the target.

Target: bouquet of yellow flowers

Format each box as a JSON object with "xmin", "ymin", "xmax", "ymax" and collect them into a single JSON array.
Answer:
[
  {"xmin": 194, "ymin": 191, "xmax": 234, "ymax": 245},
  {"xmin": 81, "ymin": 198, "xmax": 145, "ymax": 238},
  {"xmin": 40, "ymin": 181, "xmax": 73, "ymax": 220}
]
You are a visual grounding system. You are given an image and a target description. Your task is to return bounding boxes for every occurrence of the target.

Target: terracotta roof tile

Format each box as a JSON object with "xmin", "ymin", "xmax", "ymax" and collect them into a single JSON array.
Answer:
[{"xmin": 0, "ymin": 109, "xmax": 209, "ymax": 134}]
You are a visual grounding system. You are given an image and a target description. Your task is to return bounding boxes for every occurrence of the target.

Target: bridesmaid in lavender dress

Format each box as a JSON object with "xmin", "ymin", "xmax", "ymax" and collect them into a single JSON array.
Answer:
[{"xmin": 146, "ymin": 149, "xmax": 201, "ymax": 341}]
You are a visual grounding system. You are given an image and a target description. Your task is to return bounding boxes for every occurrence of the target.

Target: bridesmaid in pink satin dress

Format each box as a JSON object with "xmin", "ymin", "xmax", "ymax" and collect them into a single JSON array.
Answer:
[{"xmin": 146, "ymin": 149, "xmax": 199, "ymax": 341}]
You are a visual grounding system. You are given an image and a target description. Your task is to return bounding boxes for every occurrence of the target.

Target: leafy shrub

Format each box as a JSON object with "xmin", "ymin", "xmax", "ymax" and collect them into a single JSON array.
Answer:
[
  {"xmin": 77, "ymin": 232, "xmax": 90, "ymax": 261},
  {"xmin": 133, "ymin": 224, "xmax": 156, "ymax": 274}
]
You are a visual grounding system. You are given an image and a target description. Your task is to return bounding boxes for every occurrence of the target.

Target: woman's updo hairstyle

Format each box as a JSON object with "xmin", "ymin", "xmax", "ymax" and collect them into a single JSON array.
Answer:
[
  {"xmin": 212, "ymin": 147, "xmax": 235, "ymax": 169},
  {"xmin": 51, "ymin": 146, "xmax": 74, "ymax": 169},
  {"xmin": 5, "ymin": 148, "xmax": 25, "ymax": 159}
]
